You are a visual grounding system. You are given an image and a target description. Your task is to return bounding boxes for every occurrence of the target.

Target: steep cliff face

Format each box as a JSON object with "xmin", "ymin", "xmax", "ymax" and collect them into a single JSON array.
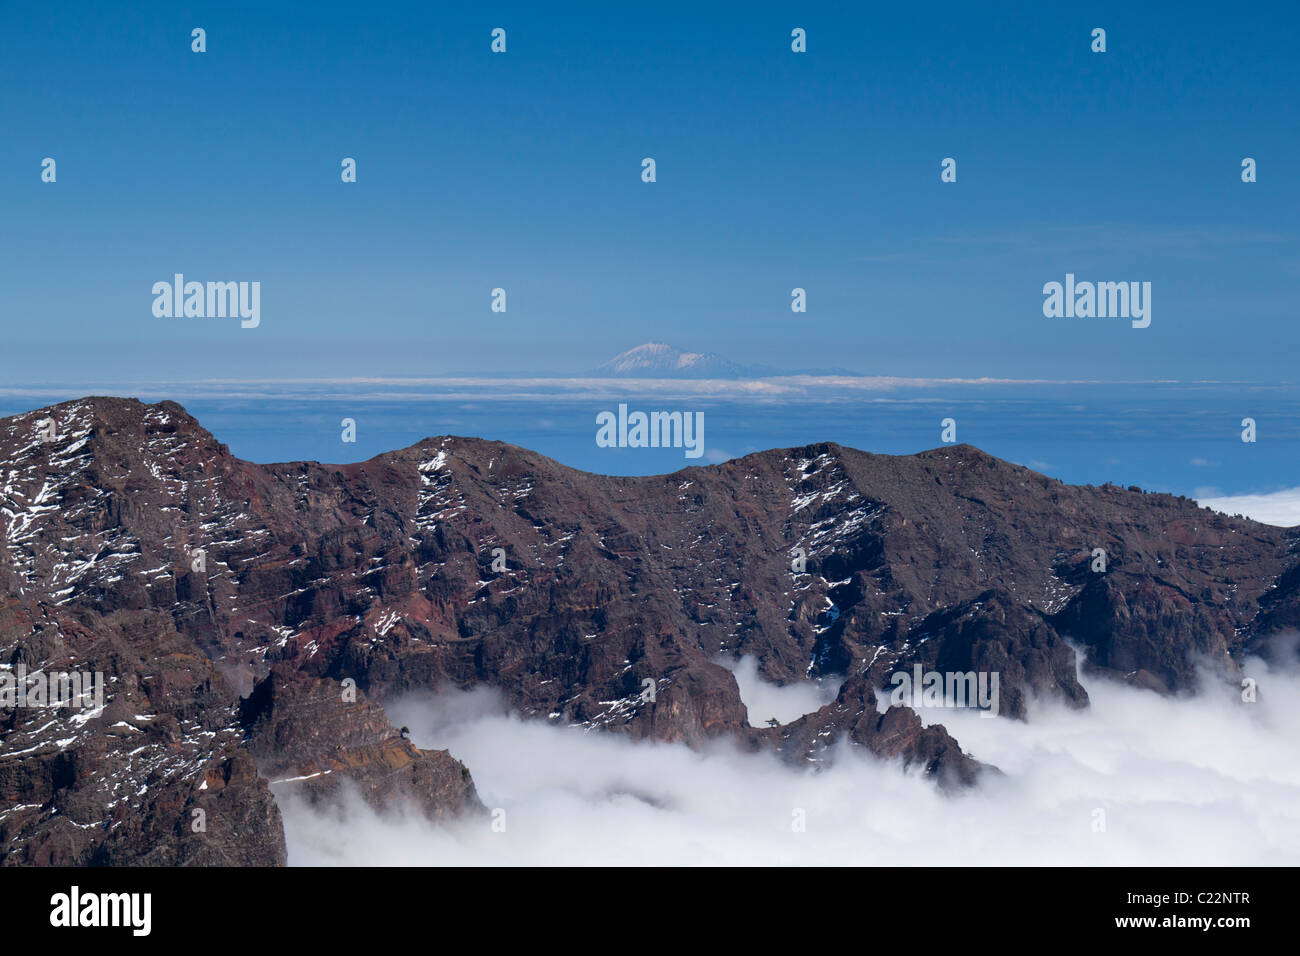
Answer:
[
  {"xmin": 0, "ymin": 397, "xmax": 483, "ymax": 864},
  {"xmin": 2, "ymin": 397, "xmax": 1296, "ymax": 863}
]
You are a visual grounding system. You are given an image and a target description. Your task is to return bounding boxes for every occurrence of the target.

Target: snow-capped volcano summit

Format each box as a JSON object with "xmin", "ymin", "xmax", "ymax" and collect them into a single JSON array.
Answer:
[{"xmin": 592, "ymin": 343, "xmax": 768, "ymax": 378}]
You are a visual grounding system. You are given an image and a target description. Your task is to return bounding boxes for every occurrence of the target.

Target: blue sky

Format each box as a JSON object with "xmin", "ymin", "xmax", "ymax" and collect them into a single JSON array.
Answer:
[{"xmin": 1, "ymin": 0, "xmax": 1297, "ymax": 384}]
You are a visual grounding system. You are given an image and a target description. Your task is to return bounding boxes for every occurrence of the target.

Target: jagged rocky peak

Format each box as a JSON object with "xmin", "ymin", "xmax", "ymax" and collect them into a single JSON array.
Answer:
[
  {"xmin": 2, "ymin": 397, "xmax": 1299, "ymax": 864},
  {"xmin": 3, "ymin": 395, "xmax": 214, "ymax": 447}
]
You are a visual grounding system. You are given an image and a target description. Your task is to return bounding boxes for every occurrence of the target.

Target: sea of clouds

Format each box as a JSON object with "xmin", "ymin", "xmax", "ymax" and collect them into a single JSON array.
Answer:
[
  {"xmin": 279, "ymin": 644, "xmax": 1300, "ymax": 866},
  {"xmin": 1198, "ymin": 488, "xmax": 1300, "ymax": 527}
]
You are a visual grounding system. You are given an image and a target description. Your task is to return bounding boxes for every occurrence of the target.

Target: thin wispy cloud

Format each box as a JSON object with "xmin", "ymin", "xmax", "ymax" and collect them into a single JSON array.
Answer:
[
  {"xmin": 0, "ymin": 375, "xmax": 1151, "ymax": 406},
  {"xmin": 857, "ymin": 225, "xmax": 1294, "ymax": 266}
]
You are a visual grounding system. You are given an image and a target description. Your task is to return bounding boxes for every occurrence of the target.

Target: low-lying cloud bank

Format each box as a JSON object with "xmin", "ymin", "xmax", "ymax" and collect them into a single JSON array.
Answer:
[
  {"xmin": 278, "ymin": 648, "xmax": 1300, "ymax": 866},
  {"xmin": 1198, "ymin": 487, "xmax": 1300, "ymax": 527}
]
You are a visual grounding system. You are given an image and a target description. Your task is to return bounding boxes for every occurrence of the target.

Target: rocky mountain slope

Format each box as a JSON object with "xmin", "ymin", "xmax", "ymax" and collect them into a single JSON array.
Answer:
[{"xmin": 2, "ymin": 397, "xmax": 1296, "ymax": 864}]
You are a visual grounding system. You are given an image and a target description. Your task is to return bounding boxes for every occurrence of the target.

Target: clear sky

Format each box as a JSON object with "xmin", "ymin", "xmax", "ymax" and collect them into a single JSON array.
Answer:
[{"xmin": 2, "ymin": 0, "xmax": 1296, "ymax": 384}]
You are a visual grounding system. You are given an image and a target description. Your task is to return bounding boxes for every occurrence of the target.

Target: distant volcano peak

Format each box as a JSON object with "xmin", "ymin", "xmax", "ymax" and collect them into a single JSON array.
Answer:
[
  {"xmin": 592, "ymin": 343, "xmax": 752, "ymax": 378},
  {"xmin": 590, "ymin": 342, "xmax": 856, "ymax": 378}
]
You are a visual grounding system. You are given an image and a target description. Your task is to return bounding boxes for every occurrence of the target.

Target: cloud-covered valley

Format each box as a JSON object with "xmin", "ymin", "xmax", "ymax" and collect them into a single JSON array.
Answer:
[{"xmin": 279, "ymin": 650, "xmax": 1300, "ymax": 866}]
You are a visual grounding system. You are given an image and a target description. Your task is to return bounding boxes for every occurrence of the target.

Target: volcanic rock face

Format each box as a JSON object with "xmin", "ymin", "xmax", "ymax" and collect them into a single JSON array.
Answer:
[
  {"xmin": 240, "ymin": 668, "xmax": 480, "ymax": 820},
  {"xmin": 1, "ymin": 397, "xmax": 1297, "ymax": 863}
]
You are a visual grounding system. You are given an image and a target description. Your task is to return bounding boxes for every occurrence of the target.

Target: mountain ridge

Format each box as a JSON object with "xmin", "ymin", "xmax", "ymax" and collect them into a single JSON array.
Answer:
[{"xmin": 2, "ymin": 395, "xmax": 1296, "ymax": 864}]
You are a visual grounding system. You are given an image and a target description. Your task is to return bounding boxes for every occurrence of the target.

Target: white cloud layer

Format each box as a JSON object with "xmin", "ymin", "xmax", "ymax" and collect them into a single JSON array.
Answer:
[
  {"xmin": 720, "ymin": 655, "xmax": 843, "ymax": 726},
  {"xmin": 278, "ymin": 651, "xmax": 1300, "ymax": 866},
  {"xmin": 1198, "ymin": 488, "xmax": 1300, "ymax": 527}
]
